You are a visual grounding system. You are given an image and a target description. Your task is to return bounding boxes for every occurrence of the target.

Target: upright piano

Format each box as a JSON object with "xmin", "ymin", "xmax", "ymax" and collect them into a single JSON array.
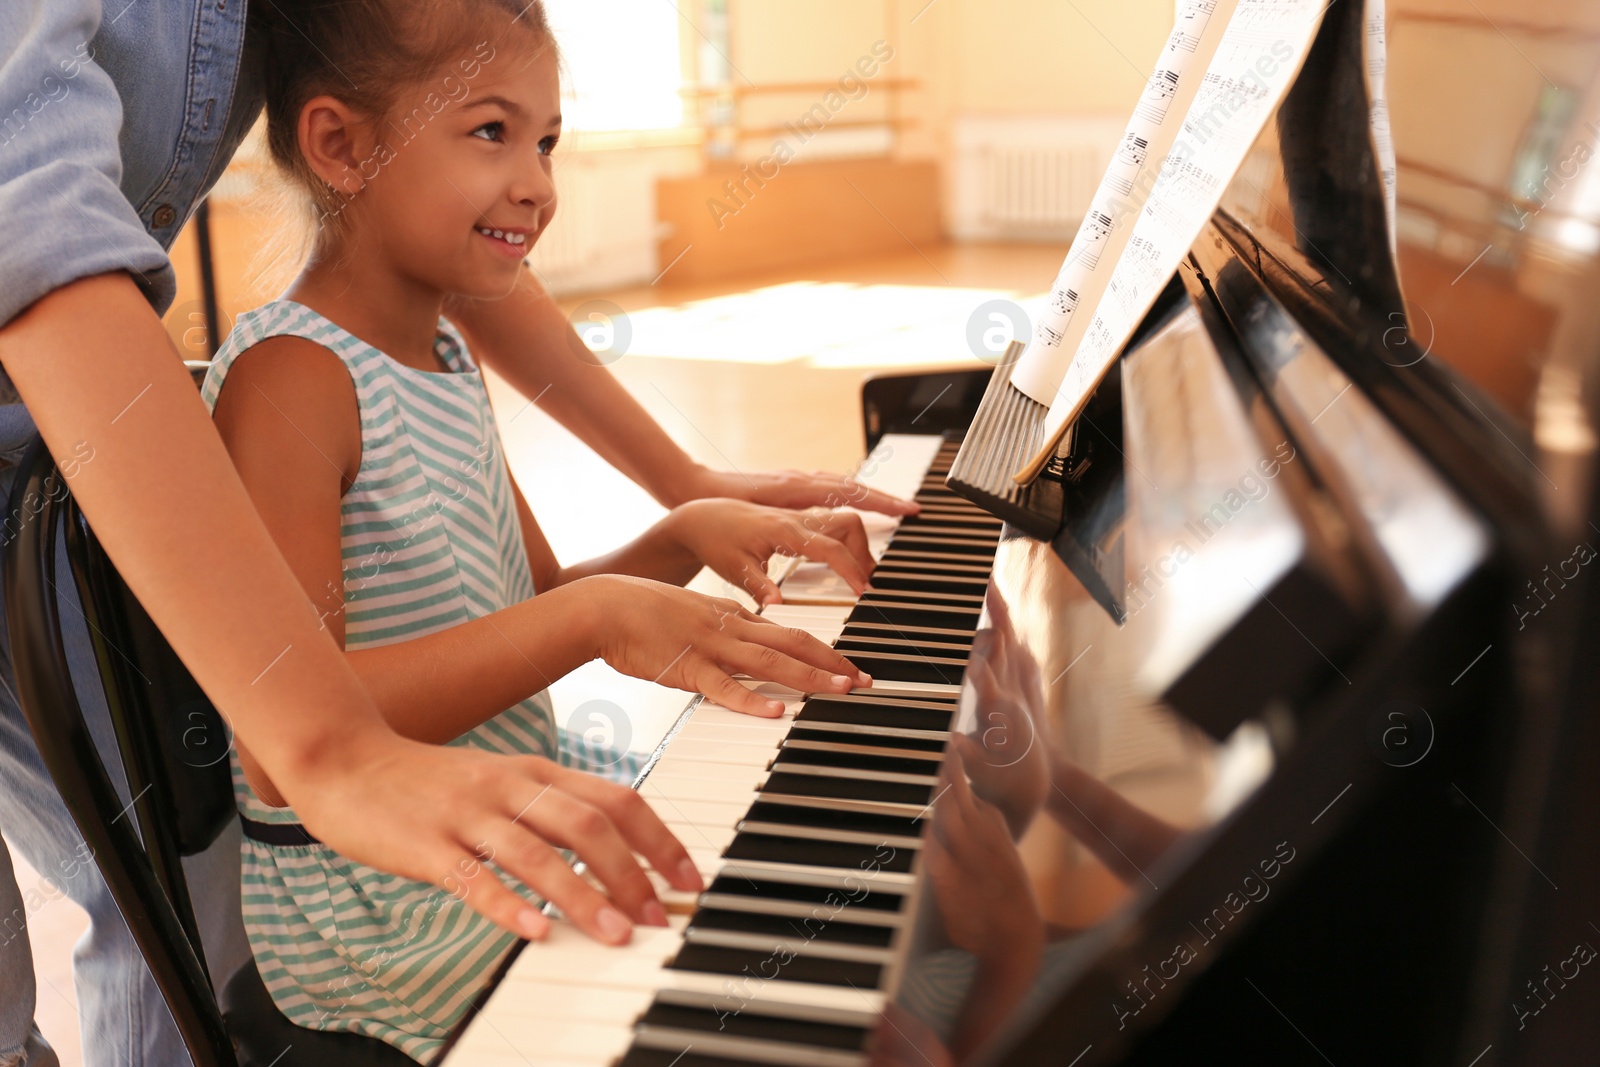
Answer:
[{"xmin": 442, "ymin": 0, "xmax": 1600, "ymax": 1063}]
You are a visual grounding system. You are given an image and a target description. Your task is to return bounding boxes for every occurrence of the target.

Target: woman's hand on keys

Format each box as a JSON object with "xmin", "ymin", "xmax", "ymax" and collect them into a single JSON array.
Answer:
[{"xmin": 283, "ymin": 736, "xmax": 702, "ymax": 946}]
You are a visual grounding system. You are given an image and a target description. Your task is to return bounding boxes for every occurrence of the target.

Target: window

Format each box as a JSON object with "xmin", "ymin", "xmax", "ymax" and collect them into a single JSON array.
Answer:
[{"xmin": 543, "ymin": 0, "xmax": 685, "ymax": 131}]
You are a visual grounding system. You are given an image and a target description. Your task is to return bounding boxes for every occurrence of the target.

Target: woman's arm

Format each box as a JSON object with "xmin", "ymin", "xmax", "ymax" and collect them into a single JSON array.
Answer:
[
  {"xmin": 445, "ymin": 269, "xmax": 917, "ymax": 514},
  {"xmin": 0, "ymin": 273, "xmax": 708, "ymax": 944}
]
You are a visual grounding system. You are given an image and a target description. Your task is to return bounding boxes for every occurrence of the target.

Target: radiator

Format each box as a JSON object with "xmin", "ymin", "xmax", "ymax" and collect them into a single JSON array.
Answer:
[
  {"xmin": 525, "ymin": 144, "xmax": 698, "ymax": 295},
  {"xmin": 948, "ymin": 115, "xmax": 1129, "ymax": 242}
]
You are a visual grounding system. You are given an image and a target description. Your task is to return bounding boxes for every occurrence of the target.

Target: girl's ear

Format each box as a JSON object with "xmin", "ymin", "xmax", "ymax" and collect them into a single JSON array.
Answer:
[{"xmin": 299, "ymin": 94, "xmax": 380, "ymax": 199}]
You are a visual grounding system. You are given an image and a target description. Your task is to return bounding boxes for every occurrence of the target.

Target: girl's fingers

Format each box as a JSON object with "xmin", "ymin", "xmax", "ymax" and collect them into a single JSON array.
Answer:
[
  {"xmin": 513, "ymin": 787, "xmax": 667, "ymax": 927},
  {"xmin": 819, "ymin": 512, "xmax": 877, "ymax": 577},
  {"xmin": 810, "ymin": 475, "xmax": 920, "ymax": 517},
  {"xmin": 560, "ymin": 773, "xmax": 704, "ymax": 894},
  {"xmin": 692, "ymin": 658, "xmax": 787, "ymax": 716},
  {"xmin": 723, "ymin": 630, "xmax": 870, "ymax": 697},
  {"xmin": 790, "ymin": 532, "xmax": 870, "ymax": 594},
  {"xmin": 433, "ymin": 840, "xmax": 552, "ymax": 941},
  {"xmin": 480, "ymin": 827, "xmax": 637, "ymax": 946},
  {"xmin": 726, "ymin": 621, "xmax": 866, "ymax": 692},
  {"xmin": 736, "ymin": 558, "xmax": 783, "ymax": 607}
]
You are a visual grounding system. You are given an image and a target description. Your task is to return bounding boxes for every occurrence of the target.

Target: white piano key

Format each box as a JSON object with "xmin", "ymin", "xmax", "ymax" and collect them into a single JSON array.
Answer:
[
  {"xmin": 775, "ymin": 564, "xmax": 861, "ymax": 606},
  {"xmin": 456, "ymin": 1017, "xmax": 635, "ymax": 1063},
  {"xmin": 663, "ymin": 820, "xmax": 737, "ymax": 852},
  {"xmin": 863, "ymin": 434, "xmax": 946, "ymax": 501},
  {"xmin": 845, "ymin": 680, "xmax": 963, "ymax": 700},
  {"xmin": 642, "ymin": 774, "xmax": 764, "ymax": 808},
  {"xmin": 466, "ymin": 981, "xmax": 656, "ymax": 1024},
  {"xmin": 683, "ymin": 703, "xmax": 798, "ymax": 730},
  {"xmin": 638, "ymin": 795, "xmax": 750, "ymax": 828},
  {"xmin": 649, "ymin": 737, "xmax": 781, "ymax": 766},
  {"xmin": 504, "ymin": 919, "xmax": 689, "ymax": 982},
  {"xmin": 653, "ymin": 973, "xmax": 884, "ymax": 1024},
  {"xmin": 672, "ymin": 721, "xmax": 791, "ymax": 745},
  {"xmin": 648, "ymin": 755, "xmax": 772, "ymax": 781}
]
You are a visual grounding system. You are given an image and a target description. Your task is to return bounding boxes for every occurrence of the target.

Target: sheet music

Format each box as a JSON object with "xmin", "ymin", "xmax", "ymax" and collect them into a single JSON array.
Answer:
[
  {"xmin": 1366, "ymin": 0, "xmax": 1398, "ymax": 257},
  {"xmin": 1009, "ymin": 0, "xmax": 1332, "ymax": 482},
  {"xmin": 1010, "ymin": 0, "xmax": 1239, "ymax": 403}
]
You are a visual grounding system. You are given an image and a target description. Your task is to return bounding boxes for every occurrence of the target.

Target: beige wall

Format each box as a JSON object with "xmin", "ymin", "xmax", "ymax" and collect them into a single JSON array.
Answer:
[{"xmin": 723, "ymin": 0, "xmax": 1172, "ymax": 158}]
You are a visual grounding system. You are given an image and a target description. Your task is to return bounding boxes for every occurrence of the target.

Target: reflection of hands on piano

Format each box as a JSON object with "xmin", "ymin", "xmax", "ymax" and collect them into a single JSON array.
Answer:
[
  {"xmin": 1043, "ymin": 757, "xmax": 1185, "ymax": 885},
  {"xmin": 685, "ymin": 466, "xmax": 921, "ymax": 517},
  {"xmin": 870, "ymin": 1004, "xmax": 956, "ymax": 1067},
  {"xmin": 926, "ymin": 749, "xmax": 1044, "ymax": 958},
  {"xmin": 953, "ymin": 625, "xmax": 1051, "ymax": 839},
  {"xmin": 925, "ymin": 748, "xmax": 1046, "ymax": 1060},
  {"xmin": 663, "ymin": 498, "xmax": 876, "ymax": 607},
  {"xmin": 586, "ymin": 575, "xmax": 869, "ymax": 717}
]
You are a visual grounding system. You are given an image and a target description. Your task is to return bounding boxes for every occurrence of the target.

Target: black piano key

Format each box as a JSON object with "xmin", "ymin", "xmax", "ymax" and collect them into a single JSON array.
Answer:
[
  {"xmin": 875, "ymin": 549, "xmax": 994, "ymax": 571},
  {"xmin": 723, "ymin": 832, "xmax": 917, "ymax": 873},
  {"xmin": 770, "ymin": 746, "xmax": 942, "ymax": 776},
  {"xmin": 862, "ymin": 571, "xmax": 989, "ymax": 595},
  {"xmin": 761, "ymin": 771, "xmax": 933, "ymax": 806},
  {"xmin": 851, "ymin": 587, "xmax": 985, "ymax": 607},
  {"xmin": 618, "ymin": 1050, "xmax": 831, "ymax": 1067},
  {"xmin": 895, "ymin": 511, "xmax": 1003, "ymax": 528},
  {"xmin": 636, "ymin": 1003, "xmax": 871, "ymax": 1051},
  {"xmin": 688, "ymin": 908, "xmax": 896, "ymax": 948},
  {"xmin": 838, "ymin": 650, "xmax": 967, "ymax": 686},
  {"xmin": 797, "ymin": 697, "xmax": 954, "ymax": 732},
  {"xmin": 842, "ymin": 621, "xmax": 979, "ymax": 643},
  {"xmin": 667, "ymin": 943, "xmax": 883, "ymax": 988},
  {"xmin": 703, "ymin": 873, "xmax": 905, "ymax": 914},
  {"xmin": 835, "ymin": 632, "xmax": 973, "ymax": 656},
  {"xmin": 847, "ymin": 599, "xmax": 982, "ymax": 631},
  {"xmin": 743, "ymin": 800, "xmax": 924, "ymax": 838},
  {"xmin": 785, "ymin": 727, "xmax": 947, "ymax": 753},
  {"xmin": 889, "ymin": 530, "xmax": 998, "ymax": 551}
]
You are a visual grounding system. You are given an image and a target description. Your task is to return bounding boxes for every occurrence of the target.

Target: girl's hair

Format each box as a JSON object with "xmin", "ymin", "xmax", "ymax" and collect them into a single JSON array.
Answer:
[{"xmin": 245, "ymin": 0, "xmax": 554, "ymax": 289}]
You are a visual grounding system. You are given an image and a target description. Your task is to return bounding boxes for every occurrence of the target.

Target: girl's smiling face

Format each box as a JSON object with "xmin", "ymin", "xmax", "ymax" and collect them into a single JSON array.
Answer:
[{"xmin": 301, "ymin": 31, "xmax": 562, "ymax": 301}]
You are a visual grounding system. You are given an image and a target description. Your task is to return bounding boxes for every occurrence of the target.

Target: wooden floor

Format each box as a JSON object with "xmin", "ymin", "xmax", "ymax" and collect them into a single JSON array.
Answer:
[{"xmin": 17, "ymin": 240, "xmax": 1066, "ymax": 1066}]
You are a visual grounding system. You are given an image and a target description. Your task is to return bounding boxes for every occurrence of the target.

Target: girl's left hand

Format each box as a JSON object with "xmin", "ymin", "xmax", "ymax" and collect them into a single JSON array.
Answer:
[{"xmin": 667, "ymin": 499, "xmax": 876, "ymax": 607}]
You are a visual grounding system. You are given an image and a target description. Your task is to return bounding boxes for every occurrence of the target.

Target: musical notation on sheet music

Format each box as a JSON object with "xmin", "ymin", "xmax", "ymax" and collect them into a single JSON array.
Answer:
[
  {"xmin": 1007, "ymin": 0, "xmax": 1241, "ymax": 409},
  {"xmin": 1010, "ymin": 0, "xmax": 1333, "ymax": 483}
]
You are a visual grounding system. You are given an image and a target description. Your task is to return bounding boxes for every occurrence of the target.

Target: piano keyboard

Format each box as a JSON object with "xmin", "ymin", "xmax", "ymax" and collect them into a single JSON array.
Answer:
[{"xmin": 441, "ymin": 434, "xmax": 1005, "ymax": 1067}]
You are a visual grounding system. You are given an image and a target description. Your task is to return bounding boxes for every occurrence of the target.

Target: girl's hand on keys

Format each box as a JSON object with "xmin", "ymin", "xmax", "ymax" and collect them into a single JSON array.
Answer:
[
  {"xmin": 665, "ymin": 499, "xmax": 876, "ymax": 607},
  {"xmin": 282, "ymin": 735, "xmax": 703, "ymax": 946},
  {"xmin": 585, "ymin": 575, "xmax": 870, "ymax": 716},
  {"xmin": 687, "ymin": 467, "xmax": 919, "ymax": 518}
]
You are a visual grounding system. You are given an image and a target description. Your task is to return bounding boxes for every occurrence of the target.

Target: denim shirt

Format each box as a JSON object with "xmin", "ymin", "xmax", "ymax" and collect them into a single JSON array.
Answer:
[{"xmin": 0, "ymin": 0, "xmax": 264, "ymax": 453}]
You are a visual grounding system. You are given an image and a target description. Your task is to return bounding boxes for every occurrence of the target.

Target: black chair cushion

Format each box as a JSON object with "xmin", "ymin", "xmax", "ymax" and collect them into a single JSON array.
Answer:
[{"xmin": 221, "ymin": 960, "xmax": 421, "ymax": 1067}]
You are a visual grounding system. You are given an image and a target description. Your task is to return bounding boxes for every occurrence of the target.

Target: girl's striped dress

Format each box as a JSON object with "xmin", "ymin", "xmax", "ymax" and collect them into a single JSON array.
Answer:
[{"xmin": 200, "ymin": 299, "xmax": 640, "ymax": 1063}]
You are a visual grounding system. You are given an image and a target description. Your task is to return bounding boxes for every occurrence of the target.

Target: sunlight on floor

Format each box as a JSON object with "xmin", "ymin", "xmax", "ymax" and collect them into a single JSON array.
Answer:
[{"xmin": 602, "ymin": 281, "xmax": 1050, "ymax": 367}]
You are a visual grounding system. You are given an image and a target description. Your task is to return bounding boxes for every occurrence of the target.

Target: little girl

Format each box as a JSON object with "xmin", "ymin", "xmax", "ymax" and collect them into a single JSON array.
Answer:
[{"xmin": 205, "ymin": 0, "xmax": 881, "ymax": 1059}]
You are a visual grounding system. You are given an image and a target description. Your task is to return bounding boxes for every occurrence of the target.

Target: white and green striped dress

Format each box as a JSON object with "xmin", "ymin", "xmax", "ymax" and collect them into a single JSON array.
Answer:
[{"xmin": 200, "ymin": 299, "xmax": 641, "ymax": 1063}]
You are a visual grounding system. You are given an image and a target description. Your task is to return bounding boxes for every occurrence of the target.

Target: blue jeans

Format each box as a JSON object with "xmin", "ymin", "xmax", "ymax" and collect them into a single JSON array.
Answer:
[{"xmin": 0, "ymin": 459, "xmax": 249, "ymax": 1067}]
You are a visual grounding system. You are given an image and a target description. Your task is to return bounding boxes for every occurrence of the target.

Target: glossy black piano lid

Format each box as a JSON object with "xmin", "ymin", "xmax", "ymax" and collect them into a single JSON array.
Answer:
[{"xmin": 892, "ymin": 2, "xmax": 1600, "ymax": 1065}]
